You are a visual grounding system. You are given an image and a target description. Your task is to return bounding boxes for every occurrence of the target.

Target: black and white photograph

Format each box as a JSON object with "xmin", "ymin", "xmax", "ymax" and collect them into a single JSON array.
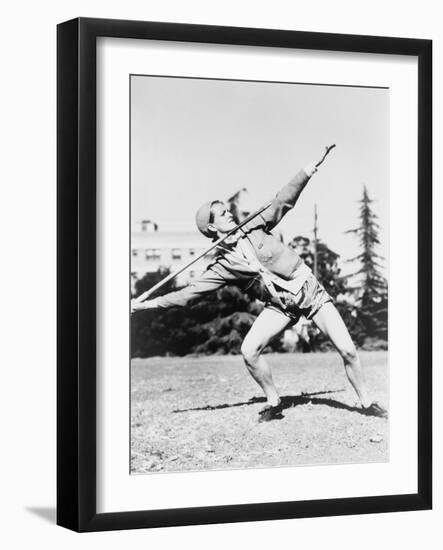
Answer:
[
  {"xmin": 129, "ymin": 75, "xmax": 389, "ymax": 474},
  {"xmin": 1, "ymin": 0, "xmax": 438, "ymax": 541}
]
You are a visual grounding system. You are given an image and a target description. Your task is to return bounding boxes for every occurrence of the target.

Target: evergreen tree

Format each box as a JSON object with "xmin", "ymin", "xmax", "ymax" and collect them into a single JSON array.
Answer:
[
  {"xmin": 131, "ymin": 269, "xmax": 267, "ymax": 357},
  {"xmin": 346, "ymin": 186, "xmax": 388, "ymax": 343}
]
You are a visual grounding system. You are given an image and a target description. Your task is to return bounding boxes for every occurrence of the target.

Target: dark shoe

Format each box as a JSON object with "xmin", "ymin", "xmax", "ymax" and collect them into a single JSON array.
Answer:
[
  {"xmin": 258, "ymin": 403, "xmax": 284, "ymax": 422},
  {"xmin": 362, "ymin": 402, "xmax": 388, "ymax": 418}
]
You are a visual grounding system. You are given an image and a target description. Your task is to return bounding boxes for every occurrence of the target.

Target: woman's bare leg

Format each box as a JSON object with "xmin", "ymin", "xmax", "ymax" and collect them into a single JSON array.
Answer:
[
  {"xmin": 312, "ymin": 302, "xmax": 371, "ymax": 408},
  {"xmin": 241, "ymin": 307, "xmax": 291, "ymax": 407}
]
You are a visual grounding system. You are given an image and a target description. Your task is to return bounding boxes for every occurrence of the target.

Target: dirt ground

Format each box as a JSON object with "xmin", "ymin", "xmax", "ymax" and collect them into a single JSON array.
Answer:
[{"xmin": 131, "ymin": 351, "xmax": 388, "ymax": 474}]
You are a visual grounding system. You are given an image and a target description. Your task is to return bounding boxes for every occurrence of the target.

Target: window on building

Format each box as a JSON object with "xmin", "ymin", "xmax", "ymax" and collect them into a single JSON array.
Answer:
[
  {"xmin": 141, "ymin": 220, "xmax": 158, "ymax": 232},
  {"xmin": 132, "ymin": 249, "xmax": 138, "ymax": 257},
  {"xmin": 172, "ymin": 248, "xmax": 182, "ymax": 260},
  {"xmin": 145, "ymin": 248, "xmax": 161, "ymax": 260}
]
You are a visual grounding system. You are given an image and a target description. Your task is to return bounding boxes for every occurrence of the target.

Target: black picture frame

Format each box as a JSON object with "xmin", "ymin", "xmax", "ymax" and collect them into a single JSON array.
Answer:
[{"xmin": 57, "ymin": 17, "xmax": 432, "ymax": 532}]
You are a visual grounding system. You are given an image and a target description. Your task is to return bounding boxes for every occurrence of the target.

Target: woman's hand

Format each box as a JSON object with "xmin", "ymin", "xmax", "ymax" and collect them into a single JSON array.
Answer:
[
  {"xmin": 314, "ymin": 144, "xmax": 336, "ymax": 168},
  {"xmin": 131, "ymin": 299, "xmax": 146, "ymax": 313},
  {"xmin": 131, "ymin": 298, "xmax": 159, "ymax": 313}
]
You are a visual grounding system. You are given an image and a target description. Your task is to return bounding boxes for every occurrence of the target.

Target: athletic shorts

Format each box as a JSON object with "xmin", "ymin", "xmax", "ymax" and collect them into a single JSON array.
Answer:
[{"xmin": 265, "ymin": 273, "xmax": 332, "ymax": 323}]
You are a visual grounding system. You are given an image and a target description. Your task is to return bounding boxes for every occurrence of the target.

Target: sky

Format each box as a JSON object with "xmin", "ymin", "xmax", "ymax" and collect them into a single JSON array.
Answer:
[{"xmin": 131, "ymin": 75, "xmax": 389, "ymax": 274}]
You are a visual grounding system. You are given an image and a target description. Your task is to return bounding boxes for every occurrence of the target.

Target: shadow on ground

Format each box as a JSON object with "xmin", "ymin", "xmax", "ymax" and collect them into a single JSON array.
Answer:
[
  {"xmin": 26, "ymin": 507, "xmax": 56, "ymax": 524},
  {"xmin": 173, "ymin": 389, "xmax": 385, "ymax": 418}
]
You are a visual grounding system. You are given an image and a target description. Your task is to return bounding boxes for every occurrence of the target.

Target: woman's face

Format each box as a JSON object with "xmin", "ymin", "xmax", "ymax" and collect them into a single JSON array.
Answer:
[{"xmin": 208, "ymin": 202, "xmax": 237, "ymax": 235}]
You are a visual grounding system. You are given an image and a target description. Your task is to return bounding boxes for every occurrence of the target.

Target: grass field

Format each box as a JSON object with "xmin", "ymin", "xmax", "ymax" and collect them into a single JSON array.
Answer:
[{"xmin": 131, "ymin": 351, "xmax": 388, "ymax": 474}]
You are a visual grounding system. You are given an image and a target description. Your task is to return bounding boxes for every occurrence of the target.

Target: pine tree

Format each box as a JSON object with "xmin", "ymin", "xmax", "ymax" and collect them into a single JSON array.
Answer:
[
  {"xmin": 346, "ymin": 186, "xmax": 388, "ymax": 343},
  {"xmin": 131, "ymin": 269, "xmax": 265, "ymax": 357}
]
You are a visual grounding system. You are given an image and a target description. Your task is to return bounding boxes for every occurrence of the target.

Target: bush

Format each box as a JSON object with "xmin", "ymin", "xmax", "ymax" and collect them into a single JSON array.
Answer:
[
  {"xmin": 131, "ymin": 270, "xmax": 271, "ymax": 357},
  {"xmin": 360, "ymin": 337, "xmax": 388, "ymax": 351}
]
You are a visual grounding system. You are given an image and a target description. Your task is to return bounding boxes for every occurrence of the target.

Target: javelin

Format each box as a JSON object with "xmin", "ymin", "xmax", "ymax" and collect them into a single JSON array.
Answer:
[
  {"xmin": 132, "ymin": 144, "xmax": 336, "ymax": 304},
  {"xmin": 132, "ymin": 200, "xmax": 274, "ymax": 304}
]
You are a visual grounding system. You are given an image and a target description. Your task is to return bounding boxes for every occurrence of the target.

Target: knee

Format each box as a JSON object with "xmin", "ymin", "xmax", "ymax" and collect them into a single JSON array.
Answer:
[
  {"xmin": 241, "ymin": 339, "xmax": 262, "ymax": 365},
  {"xmin": 340, "ymin": 344, "xmax": 358, "ymax": 364}
]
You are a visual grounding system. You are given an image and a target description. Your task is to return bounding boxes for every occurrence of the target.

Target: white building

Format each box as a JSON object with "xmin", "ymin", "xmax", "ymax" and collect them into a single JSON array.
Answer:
[
  {"xmin": 130, "ymin": 187, "xmax": 251, "ymax": 295},
  {"xmin": 131, "ymin": 221, "xmax": 214, "ymax": 294}
]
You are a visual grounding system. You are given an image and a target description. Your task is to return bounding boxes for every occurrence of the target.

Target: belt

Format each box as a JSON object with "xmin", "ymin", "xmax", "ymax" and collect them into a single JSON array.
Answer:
[
  {"xmin": 236, "ymin": 238, "xmax": 312, "ymax": 310},
  {"xmin": 270, "ymin": 263, "xmax": 312, "ymax": 296},
  {"xmin": 220, "ymin": 237, "xmax": 311, "ymax": 310}
]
